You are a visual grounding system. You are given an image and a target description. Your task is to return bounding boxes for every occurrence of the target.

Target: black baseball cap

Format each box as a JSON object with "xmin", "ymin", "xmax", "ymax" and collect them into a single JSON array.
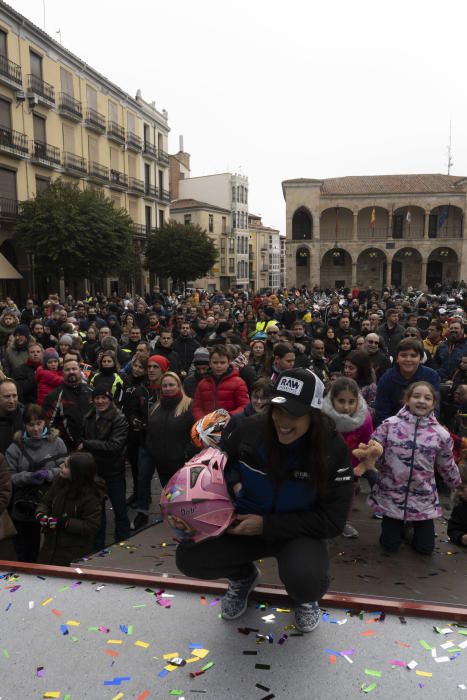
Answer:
[{"xmin": 271, "ymin": 368, "xmax": 324, "ymax": 417}]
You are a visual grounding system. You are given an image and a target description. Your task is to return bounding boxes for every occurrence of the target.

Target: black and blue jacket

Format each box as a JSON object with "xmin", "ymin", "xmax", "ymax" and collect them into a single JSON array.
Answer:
[{"xmin": 223, "ymin": 414, "xmax": 353, "ymax": 542}]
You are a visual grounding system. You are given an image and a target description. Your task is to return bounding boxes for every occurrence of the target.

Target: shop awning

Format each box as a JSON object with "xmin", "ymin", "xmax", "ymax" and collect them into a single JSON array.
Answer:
[{"xmin": 0, "ymin": 253, "xmax": 22, "ymax": 279}]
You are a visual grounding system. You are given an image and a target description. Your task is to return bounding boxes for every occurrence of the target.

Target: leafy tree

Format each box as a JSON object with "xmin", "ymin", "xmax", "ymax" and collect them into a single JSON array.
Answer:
[
  {"xmin": 145, "ymin": 220, "xmax": 218, "ymax": 289},
  {"xmin": 15, "ymin": 180, "xmax": 133, "ymax": 287}
]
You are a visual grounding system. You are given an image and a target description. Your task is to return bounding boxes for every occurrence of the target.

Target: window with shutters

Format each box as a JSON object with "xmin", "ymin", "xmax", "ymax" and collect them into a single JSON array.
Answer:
[
  {"xmin": 158, "ymin": 169, "xmax": 163, "ymax": 192},
  {"xmin": 0, "ymin": 30, "xmax": 6, "ymax": 57},
  {"xmin": 35, "ymin": 176, "xmax": 50, "ymax": 194},
  {"xmin": 88, "ymin": 134, "xmax": 98, "ymax": 163},
  {"xmin": 86, "ymin": 84, "xmax": 97, "ymax": 110},
  {"xmin": 145, "ymin": 206, "xmax": 151, "ymax": 230},
  {"xmin": 111, "ymin": 193, "xmax": 121, "ymax": 208},
  {"xmin": 108, "ymin": 100, "xmax": 118, "ymax": 123},
  {"xmin": 159, "ymin": 209, "xmax": 164, "ymax": 228},
  {"xmin": 127, "ymin": 111, "xmax": 136, "ymax": 133},
  {"xmin": 128, "ymin": 198, "xmax": 138, "ymax": 221},
  {"xmin": 109, "ymin": 146, "xmax": 120, "ymax": 170},
  {"xmin": 209, "ymin": 214, "xmax": 214, "ymax": 232},
  {"xmin": 60, "ymin": 67, "xmax": 74, "ymax": 96},
  {"xmin": 128, "ymin": 154, "xmax": 136, "ymax": 179},
  {"xmin": 144, "ymin": 163, "xmax": 150, "ymax": 189},
  {"xmin": 0, "ymin": 166, "xmax": 16, "ymax": 195},
  {"xmin": 29, "ymin": 51, "xmax": 42, "ymax": 78},
  {"xmin": 33, "ymin": 114, "xmax": 46, "ymax": 143},
  {"xmin": 222, "ymin": 216, "xmax": 227, "ymax": 233},
  {"xmin": 62, "ymin": 123, "xmax": 74, "ymax": 153},
  {"xmin": 0, "ymin": 98, "xmax": 11, "ymax": 129}
]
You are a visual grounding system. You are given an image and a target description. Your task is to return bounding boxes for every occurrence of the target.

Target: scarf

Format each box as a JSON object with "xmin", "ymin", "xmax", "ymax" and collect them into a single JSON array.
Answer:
[
  {"xmin": 321, "ymin": 393, "xmax": 369, "ymax": 433},
  {"xmin": 160, "ymin": 392, "xmax": 183, "ymax": 409}
]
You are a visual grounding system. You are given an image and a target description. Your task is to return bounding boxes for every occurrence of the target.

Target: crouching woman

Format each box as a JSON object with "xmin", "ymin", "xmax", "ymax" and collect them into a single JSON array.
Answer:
[{"xmin": 176, "ymin": 368, "xmax": 353, "ymax": 633}]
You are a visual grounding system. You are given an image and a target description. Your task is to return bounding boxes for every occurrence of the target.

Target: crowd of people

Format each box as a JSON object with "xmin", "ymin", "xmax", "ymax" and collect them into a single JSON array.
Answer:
[{"xmin": 0, "ymin": 282, "xmax": 466, "ymax": 633}]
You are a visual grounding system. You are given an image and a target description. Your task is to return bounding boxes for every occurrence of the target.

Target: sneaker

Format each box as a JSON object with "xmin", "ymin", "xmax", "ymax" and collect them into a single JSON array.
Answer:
[
  {"xmin": 131, "ymin": 512, "xmax": 149, "ymax": 531},
  {"xmin": 342, "ymin": 522, "xmax": 359, "ymax": 538},
  {"xmin": 294, "ymin": 602, "xmax": 321, "ymax": 633},
  {"xmin": 221, "ymin": 564, "xmax": 261, "ymax": 621}
]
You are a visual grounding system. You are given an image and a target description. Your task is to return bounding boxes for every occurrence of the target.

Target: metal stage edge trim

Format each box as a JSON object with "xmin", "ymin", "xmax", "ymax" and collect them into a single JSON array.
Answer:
[{"xmin": 1, "ymin": 559, "xmax": 466, "ymax": 622}]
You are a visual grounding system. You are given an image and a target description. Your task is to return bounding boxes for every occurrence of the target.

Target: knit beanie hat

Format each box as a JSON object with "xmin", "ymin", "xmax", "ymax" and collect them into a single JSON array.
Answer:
[
  {"xmin": 193, "ymin": 347, "xmax": 210, "ymax": 366},
  {"xmin": 43, "ymin": 348, "xmax": 59, "ymax": 367},
  {"xmin": 14, "ymin": 323, "xmax": 30, "ymax": 337},
  {"xmin": 92, "ymin": 385, "xmax": 113, "ymax": 400},
  {"xmin": 148, "ymin": 354, "xmax": 170, "ymax": 373},
  {"xmin": 59, "ymin": 333, "xmax": 73, "ymax": 346},
  {"xmin": 216, "ymin": 321, "xmax": 232, "ymax": 335}
]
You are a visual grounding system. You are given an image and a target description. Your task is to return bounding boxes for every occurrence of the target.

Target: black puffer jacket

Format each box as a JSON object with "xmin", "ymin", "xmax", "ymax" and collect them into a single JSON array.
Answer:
[
  {"xmin": 82, "ymin": 403, "xmax": 128, "ymax": 481},
  {"xmin": 223, "ymin": 413, "xmax": 353, "ymax": 541},
  {"xmin": 43, "ymin": 383, "xmax": 93, "ymax": 450},
  {"xmin": 172, "ymin": 336, "xmax": 201, "ymax": 374},
  {"xmin": 12, "ymin": 362, "xmax": 39, "ymax": 404},
  {"xmin": 146, "ymin": 395, "xmax": 193, "ymax": 485},
  {"xmin": 36, "ymin": 477, "xmax": 102, "ymax": 566}
]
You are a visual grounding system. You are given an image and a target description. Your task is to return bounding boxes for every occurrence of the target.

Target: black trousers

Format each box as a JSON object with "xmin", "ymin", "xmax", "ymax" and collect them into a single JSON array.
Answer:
[
  {"xmin": 380, "ymin": 516, "xmax": 435, "ymax": 555},
  {"xmin": 176, "ymin": 534, "xmax": 329, "ymax": 604},
  {"xmin": 13, "ymin": 520, "xmax": 41, "ymax": 562}
]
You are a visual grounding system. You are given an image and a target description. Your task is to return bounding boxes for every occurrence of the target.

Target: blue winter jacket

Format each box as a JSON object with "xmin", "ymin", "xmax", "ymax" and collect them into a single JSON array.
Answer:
[
  {"xmin": 223, "ymin": 413, "xmax": 353, "ymax": 541},
  {"xmin": 374, "ymin": 364, "xmax": 441, "ymax": 426}
]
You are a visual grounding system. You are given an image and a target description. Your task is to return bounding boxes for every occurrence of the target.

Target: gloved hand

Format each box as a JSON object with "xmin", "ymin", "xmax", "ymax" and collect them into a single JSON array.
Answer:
[
  {"xmin": 30, "ymin": 471, "xmax": 47, "ymax": 485},
  {"xmin": 39, "ymin": 469, "xmax": 54, "ymax": 483},
  {"xmin": 35, "ymin": 513, "xmax": 49, "ymax": 527},
  {"xmin": 48, "ymin": 515, "xmax": 69, "ymax": 529}
]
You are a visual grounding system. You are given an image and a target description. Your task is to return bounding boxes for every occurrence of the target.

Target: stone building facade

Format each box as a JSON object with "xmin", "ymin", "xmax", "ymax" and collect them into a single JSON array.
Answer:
[
  {"xmin": 0, "ymin": 1, "xmax": 170, "ymax": 295},
  {"xmin": 282, "ymin": 174, "xmax": 467, "ymax": 291}
]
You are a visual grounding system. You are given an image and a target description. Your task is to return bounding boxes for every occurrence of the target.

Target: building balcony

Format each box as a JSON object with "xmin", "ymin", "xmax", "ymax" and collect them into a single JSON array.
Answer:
[
  {"xmin": 107, "ymin": 121, "xmax": 125, "ymax": 144},
  {"xmin": 85, "ymin": 108, "xmax": 106, "ymax": 133},
  {"xmin": 127, "ymin": 132, "xmax": 142, "ymax": 152},
  {"xmin": 58, "ymin": 92, "xmax": 83, "ymax": 121},
  {"xmin": 88, "ymin": 161, "xmax": 109, "ymax": 182},
  {"xmin": 0, "ymin": 55, "xmax": 22, "ymax": 88},
  {"xmin": 128, "ymin": 176, "xmax": 145, "ymax": 194},
  {"xmin": 109, "ymin": 169, "xmax": 128, "ymax": 190},
  {"xmin": 157, "ymin": 148, "xmax": 169, "ymax": 165},
  {"xmin": 31, "ymin": 141, "xmax": 61, "ymax": 168},
  {"xmin": 321, "ymin": 228, "xmax": 353, "ymax": 241},
  {"xmin": 393, "ymin": 228, "xmax": 424, "ymax": 240},
  {"xmin": 144, "ymin": 184, "xmax": 158, "ymax": 199},
  {"xmin": 143, "ymin": 141, "xmax": 157, "ymax": 159},
  {"xmin": 130, "ymin": 222, "xmax": 148, "ymax": 240},
  {"xmin": 358, "ymin": 228, "xmax": 387, "ymax": 241},
  {"xmin": 429, "ymin": 228, "xmax": 462, "ymax": 239},
  {"xmin": 27, "ymin": 74, "xmax": 55, "ymax": 106},
  {"xmin": 0, "ymin": 196, "xmax": 18, "ymax": 221},
  {"xmin": 159, "ymin": 189, "xmax": 170, "ymax": 203},
  {"xmin": 63, "ymin": 151, "xmax": 87, "ymax": 175},
  {"xmin": 0, "ymin": 127, "xmax": 28, "ymax": 158}
]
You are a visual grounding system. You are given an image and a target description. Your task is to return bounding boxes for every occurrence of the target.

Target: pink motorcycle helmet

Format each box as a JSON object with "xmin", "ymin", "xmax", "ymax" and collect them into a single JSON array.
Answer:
[{"xmin": 160, "ymin": 447, "xmax": 235, "ymax": 544}]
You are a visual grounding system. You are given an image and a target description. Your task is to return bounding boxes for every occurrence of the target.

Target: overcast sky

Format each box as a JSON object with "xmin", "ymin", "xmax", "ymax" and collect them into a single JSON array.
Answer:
[{"xmin": 10, "ymin": 0, "xmax": 467, "ymax": 231}]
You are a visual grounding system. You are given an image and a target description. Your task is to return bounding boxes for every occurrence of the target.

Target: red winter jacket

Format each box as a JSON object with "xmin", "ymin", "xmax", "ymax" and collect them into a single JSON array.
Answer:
[
  {"xmin": 35, "ymin": 366, "xmax": 63, "ymax": 406},
  {"xmin": 192, "ymin": 367, "xmax": 250, "ymax": 421}
]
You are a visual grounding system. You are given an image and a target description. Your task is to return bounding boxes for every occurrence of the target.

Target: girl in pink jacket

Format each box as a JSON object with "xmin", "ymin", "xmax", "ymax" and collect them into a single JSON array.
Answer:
[
  {"xmin": 35, "ymin": 348, "xmax": 63, "ymax": 405},
  {"xmin": 322, "ymin": 377, "xmax": 374, "ymax": 539},
  {"xmin": 369, "ymin": 381, "xmax": 461, "ymax": 555}
]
